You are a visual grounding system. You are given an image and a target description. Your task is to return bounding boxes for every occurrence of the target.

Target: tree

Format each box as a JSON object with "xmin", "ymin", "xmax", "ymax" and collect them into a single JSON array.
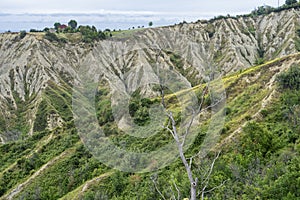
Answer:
[
  {"xmin": 160, "ymin": 88, "xmax": 224, "ymax": 200},
  {"xmin": 149, "ymin": 21, "xmax": 153, "ymax": 27},
  {"xmin": 68, "ymin": 20, "xmax": 78, "ymax": 29},
  {"xmin": 98, "ymin": 31, "xmax": 106, "ymax": 40},
  {"xmin": 151, "ymin": 51, "xmax": 226, "ymax": 200},
  {"xmin": 54, "ymin": 22, "xmax": 61, "ymax": 31},
  {"xmin": 78, "ymin": 25, "xmax": 106, "ymax": 42},
  {"xmin": 285, "ymin": 0, "xmax": 297, "ymax": 5},
  {"xmin": 43, "ymin": 27, "xmax": 50, "ymax": 32},
  {"xmin": 19, "ymin": 30, "xmax": 26, "ymax": 39}
]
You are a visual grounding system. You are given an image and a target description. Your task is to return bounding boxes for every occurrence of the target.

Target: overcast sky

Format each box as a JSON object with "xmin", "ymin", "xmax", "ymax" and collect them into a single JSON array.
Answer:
[
  {"xmin": 0, "ymin": 0, "xmax": 285, "ymax": 32},
  {"xmin": 0, "ymin": 0, "xmax": 284, "ymax": 14}
]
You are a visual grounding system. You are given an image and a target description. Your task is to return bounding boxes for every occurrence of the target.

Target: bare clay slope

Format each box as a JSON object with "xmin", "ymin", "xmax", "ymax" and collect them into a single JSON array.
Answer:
[
  {"xmin": 0, "ymin": 8, "xmax": 300, "ymax": 200},
  {"xmin": 0, "ymin": 8, "xmax": 299, "ymax": 142}
]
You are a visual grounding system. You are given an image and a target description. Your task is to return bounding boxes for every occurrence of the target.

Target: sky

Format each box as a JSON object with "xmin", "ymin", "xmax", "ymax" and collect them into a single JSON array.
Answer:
[{"xmin": 0, "ymin": 0, "xmax": 284, "ymax": 32}]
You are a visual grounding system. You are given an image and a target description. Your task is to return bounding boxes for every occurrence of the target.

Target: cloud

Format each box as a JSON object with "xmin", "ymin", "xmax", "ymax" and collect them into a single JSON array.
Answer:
[
  {"xmin": 0, "ymin": 11, "xmax": 214, "ymax": 32},
  {"xmin": 0, "ymin": 0, "xmax": 282, "ymax": 14},
  {"xmin": 0, "ymin": 1, "xmax": 285, "ymax": 32}
]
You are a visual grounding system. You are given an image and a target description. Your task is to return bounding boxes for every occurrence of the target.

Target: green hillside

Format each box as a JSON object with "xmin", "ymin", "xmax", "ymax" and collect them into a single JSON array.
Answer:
[
  {"xmin": 1, "ymin": 5, "xmax": 300, "ymax": 199},
  {"xmin": 0, "ymin": 52, "xmax": 299, "ymax": 199}
]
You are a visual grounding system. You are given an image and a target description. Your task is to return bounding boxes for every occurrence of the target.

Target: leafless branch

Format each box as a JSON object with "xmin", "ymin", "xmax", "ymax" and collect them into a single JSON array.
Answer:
[
  {"xmin": 189, "ymin": 156, "xmax": 193, "ymax": 169},
  {"xmin": 203, "ymin": 151, "xmax": 221, "ymax": 185},
  {"xmin": 166, "ymin": 109, "xmax": 197, "ymax": 199},
  {"xmin": 181, "ymin": 108, "xmax": 196, "ymax": 147},
  {"xmin": 197, "ymin": 85, "xmax": 209, "ymax": 114},
  {"xmin": 165, "ymin": 126, "xmax": 176, "ymax": 140},
  {"xmin": 203, "ymin": 179, "xmax": 227, "ymax": 194},
  {"xmin": 169, "ymin": 186, "xmax": 176, "ymax": 200},
  {"xmin": 151, "ymin": 177, "xmax": 167, "ymax": 200},
  {"xmin": 183, "ymin": 84, "xmax": 226, "ymax": 147},
  {"xmin": 187, "ymin": 92, "xmax": 225, "ymax": 161},
  {"xmin": 173, "ymin": 181, "xmax": 181, "ymax": 200},
  {"xmin": 157, "ymin": 62, "xmax": 225, "ymax": 200},
  {"xmin": 200, "ymin": 151, "xmax": 221, "ymax": 200},
  {"xmin": 168, "ymin": 112, "xmax": 180, "ymax": 143},
  {"xmin": 200, "ymin": 95, "xmax": 226, "ymax": 114}
]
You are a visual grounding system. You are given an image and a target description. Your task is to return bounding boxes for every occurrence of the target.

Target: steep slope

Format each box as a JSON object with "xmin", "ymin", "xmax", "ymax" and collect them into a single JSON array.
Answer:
[
  {"xmin": 0, "ymin": 7, "xmax": 299, "ymax": 200},
  {"xmin": 0, "ymin": 8, "xmax": 300, "ymax": 143},
  {"xmin": 0, "ymin": 52, "xmax": 299, "ymax": 200},
  {"xmin": 0, "ymin": 33, "xmax": 83, "ymax": 141}
]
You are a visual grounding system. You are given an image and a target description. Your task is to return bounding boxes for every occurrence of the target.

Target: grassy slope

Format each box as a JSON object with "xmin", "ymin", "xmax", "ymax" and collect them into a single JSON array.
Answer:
[{"xmin": 0, "ymin": 54, "xmax": 299, "ymax": 199}]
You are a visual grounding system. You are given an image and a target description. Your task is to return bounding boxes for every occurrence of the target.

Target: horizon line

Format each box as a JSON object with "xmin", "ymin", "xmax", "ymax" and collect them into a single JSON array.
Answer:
[{"xmin": 0, "ymin": 10, "xmax": 247, "ymax": 17}]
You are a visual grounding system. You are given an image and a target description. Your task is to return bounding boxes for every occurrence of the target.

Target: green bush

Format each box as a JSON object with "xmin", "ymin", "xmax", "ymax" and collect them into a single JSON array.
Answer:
[
  {"xmin": 277, "ymin": 65, "xmax": 300, "ymax": 90},
  {"xmin": 30, "ymin": 29, "xmax": 42, "ymax": 32},
  {"xmin": 79, "ymin": 25, "xmax": 106, "ymax": 42},
  {"xmin": 33, "ymin": 100, "xmax": 48, "ymax": 132},
  {"xmin": 95, "ymin": 87, "xmax": 114, "ymax": 126},
  {"xmin": 285, "ymin": 0, "xmax": 297, "ymax": 6},
  {"xmin": 19, "ymin": 30, "xmax": 27, "ymax": 39},
  {"xmin": 44, "ymin": 31, "xmax": 66, "ymax": 43},
  {"xmin": 128, "ymin": 92, "xmax": 154, "ymax": 126}
]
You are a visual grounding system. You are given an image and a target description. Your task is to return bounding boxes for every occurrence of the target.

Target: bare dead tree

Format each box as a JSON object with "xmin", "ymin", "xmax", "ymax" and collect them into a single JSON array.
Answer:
[
  {"xmin": 165, "ymin": 110, "xmax": 199, "ymax": 200},
  {"xmin": 158, "ymin": 81, "xmax": 225, "ymax": 200},
  {"xmin": 151, "ymin": 47, "xmax": 225, "ymax": 200},
  {"xmin": 164, "ymin": 86, "xmax": 198, "ymax": 199}
]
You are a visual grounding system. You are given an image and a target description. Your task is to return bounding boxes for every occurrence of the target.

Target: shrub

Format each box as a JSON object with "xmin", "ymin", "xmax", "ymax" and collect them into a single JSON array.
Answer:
[
  {"xmin": 44, "ymin": 31, "xmax": 66, "ymax": 43},
  {"xmin": 68, "ymin": 20, "xmax": 77, "ymax": 29},
  {"xmin": 277, "ymin": 65, "xmax": 300, "ymax": 90},
  {"xmin": 285, "ymin": 0, "xmax": 297, "ymax": 6},
  {"xmin": 255, "ymin": 57, "xmax": 265, "ymax": 65},
  {"xmin": 224, "ymin": 107, "xmax": 232, "ymax": 115},
  {"xmin": 128, "ymin": 92, "xmax": 154, "ymax": 126},
  {"xmin": 79, "ymin": 25, "xmax": 106, "ymax": 43},
  {"xmin": 19, "ymin": 30, "xmax": 27, "ymax": 39},
  {"xmin": 29, "ymin": 29, "xmax": 42, "ymax": 32}
]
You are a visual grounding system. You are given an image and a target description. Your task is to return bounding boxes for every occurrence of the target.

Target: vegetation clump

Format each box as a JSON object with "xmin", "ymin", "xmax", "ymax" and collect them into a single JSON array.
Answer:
[
  {"xmin": 277, "ymin": 64, "xmax": 300, "ymax": 90},
  {"xmin": 42, "ymin": 19, "xmax": 107, "ymax": 43},
  {"xmin": 44, "ymin": 31, "xmax": 66, "ymax": 43},
  {"xmin": 78, "ymin": 25, "xmax": 106, "ymax": 43},
  {"xmin": 129, "ymin": 91, "xmax": 154, "ymax": 126},
  {"xmin": 19, "ymin": 30, "xmax": 26, "ymax": 39}
]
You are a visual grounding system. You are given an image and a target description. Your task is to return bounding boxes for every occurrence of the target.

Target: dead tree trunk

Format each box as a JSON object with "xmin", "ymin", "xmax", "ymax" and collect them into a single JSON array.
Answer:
[
  {"xmin": 153, "ymin": 49, "xmax": 225, "ymax": 199},
  {"xmin": 163, "ymin": 83, "xmax": 224, "ymax": 200},
  {"xmin": 167, "ymin": 111, "xmax": 198, "ymax": 200}
]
